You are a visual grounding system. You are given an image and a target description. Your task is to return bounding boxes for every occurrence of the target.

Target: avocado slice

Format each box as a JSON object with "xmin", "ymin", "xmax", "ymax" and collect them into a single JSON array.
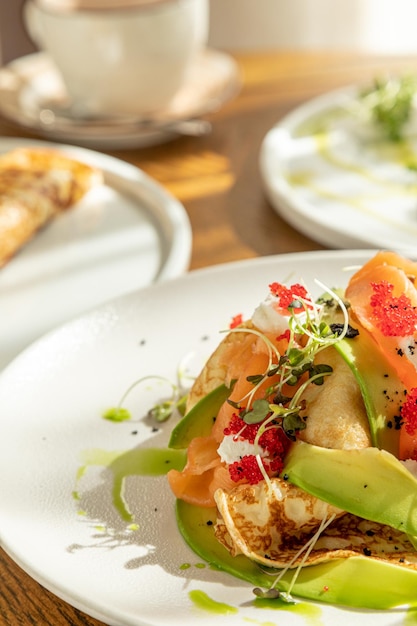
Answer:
[
  {"xmin": 283, "ymin": 441, "xmax": 417, "ymax": 535},
  {"xmin": 335, "ymin": 329, "xmax": 402, "ymax": 456},
  {"xmin": 168, "ymin": 384, "xmax": 231, "ymax": 449},
  {"xmin": 176, "ymin": 499, "xmax": 417, "ymax": 609}
]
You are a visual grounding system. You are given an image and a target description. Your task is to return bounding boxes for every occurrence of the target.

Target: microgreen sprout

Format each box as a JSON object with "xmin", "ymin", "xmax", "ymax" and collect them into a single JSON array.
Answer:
[
  {"xmin": 253, "ymin": 587, "xmax": 282, "ymax": 600},
  {"xmin": 223, "ymin": 282, "xmax": 349, "ymax": 484},
  {"xmin": 253, "ymin": 512, "xmax": 337, "ymax": 602},
  {"xmin": 358, "ymin": 74, "xmax": 417, "ymax": 142},
  {"xmin": 103, "ymin": 374, "xmax": 188, "ymax": 425}
]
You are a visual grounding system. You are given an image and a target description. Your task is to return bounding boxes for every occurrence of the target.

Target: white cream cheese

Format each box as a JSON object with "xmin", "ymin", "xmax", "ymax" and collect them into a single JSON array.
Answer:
[
  {"xmin": 251, "ymin": 293, "xmax": 307, "ymax": 334},
  {"xmin": 217, "ymin": 434, "xmax": 266, "ymax": 464}
]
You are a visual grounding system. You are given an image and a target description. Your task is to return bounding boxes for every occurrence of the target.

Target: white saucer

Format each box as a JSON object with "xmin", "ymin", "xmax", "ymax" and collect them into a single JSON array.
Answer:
[{"xmin": 0, "ymin": 49, "xmax": 240, "ymax": 149}]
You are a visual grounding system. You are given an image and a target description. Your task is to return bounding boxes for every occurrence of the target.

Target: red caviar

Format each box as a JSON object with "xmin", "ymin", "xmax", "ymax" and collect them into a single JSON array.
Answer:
[
  {"xmin": 269, "ymin": 282, "xmax": 312, "ymax": 312},
  {"xmin": 230, "ymin": 313, "xmax": 244, "ymax": 329},
  {"xmin": 401, "ymin": 388, "xmax": 417, "ymax": 437},
  {"xmin": 224, "ymin": 413, "xmax": 290, "ymax": 484},
  {"xmin": 228, "ymin": 455, "xmax": 285, "ymax": 484},
  {"xmin": 277, "ymin": 329, "xmax": 291, "ymax": 342},
  {"xmin": 369, "ymin": 281, "xmax": 417, "ymax": 337}
]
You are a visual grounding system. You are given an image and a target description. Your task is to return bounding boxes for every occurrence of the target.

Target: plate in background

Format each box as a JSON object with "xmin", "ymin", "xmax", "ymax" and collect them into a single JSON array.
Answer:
[
  {"xmin": 0, "ymin": 137, "xmax": 191, "ymax": 369},
  {"xmin": 260, "ymin": 85, "xmax": 417, "ymax": 249}
]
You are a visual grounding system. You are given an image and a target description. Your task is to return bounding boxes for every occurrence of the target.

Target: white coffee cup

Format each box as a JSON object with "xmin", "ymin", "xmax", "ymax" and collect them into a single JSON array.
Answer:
[{"xmin": 23, "ymin": 0, "xmax": 209, "ymax": 117}]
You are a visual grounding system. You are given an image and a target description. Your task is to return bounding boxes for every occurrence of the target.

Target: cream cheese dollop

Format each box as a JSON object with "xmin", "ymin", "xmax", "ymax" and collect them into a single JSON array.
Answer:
[
  {"xmin": 217, "ymin": 434, "xmax": 266, "ymax": 465},
  {"xmin": 251, "ymin": 293, "xmax": 307, "ymax": 334}
]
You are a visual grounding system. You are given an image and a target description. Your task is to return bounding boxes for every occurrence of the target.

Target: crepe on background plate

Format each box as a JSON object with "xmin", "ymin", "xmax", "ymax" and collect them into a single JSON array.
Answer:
[{"xmin": 0, "ymin": 147, "xmax": 102, "ymax": 267}]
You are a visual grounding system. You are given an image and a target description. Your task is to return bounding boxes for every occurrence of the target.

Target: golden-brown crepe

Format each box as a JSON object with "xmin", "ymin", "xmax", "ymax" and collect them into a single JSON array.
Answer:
[
  {"xmin": 186, "ymin": 320, "xmax": 257, "ymax": 412},
  {"xmin": 297, "ymin": 347, "xmax": 371, "ymax": 450},
  {"xmin": 0, "ymin": 147, "xmax": 102, "ymax": 267},
  {"xmin": 168, "ymin": 256, "xmax": 417, "ymax": 600},
  {"xmin": 215, "ymin": 478, "xmax": 417, "ymax": 569},
  {"xmin": 185, "ymin": 314, "xmax": 413, "ymax": 571}
]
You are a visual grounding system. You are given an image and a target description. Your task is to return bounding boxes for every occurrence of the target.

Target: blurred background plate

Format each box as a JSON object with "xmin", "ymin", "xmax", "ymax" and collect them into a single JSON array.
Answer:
[
  {"xmin": 0, "ymin": 137, "xmax": 192, "ymax": 369},
  {"xmin": 260, "ymin": 85, "xmax": 417, "ymax": 250}
]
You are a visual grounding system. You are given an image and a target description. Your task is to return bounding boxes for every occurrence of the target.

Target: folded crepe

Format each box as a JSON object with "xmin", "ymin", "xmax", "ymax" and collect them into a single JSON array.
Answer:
[
  {"xmin": 215, "ymin": 479, "xmax": 417, "ymax": 569},
  {"xmin": 0, "ymin": 147, "xmax": 102, "ymax": 267},
  {"xmin": 177, "ymin": 282, "xmax": 417, "ymax": 573}
]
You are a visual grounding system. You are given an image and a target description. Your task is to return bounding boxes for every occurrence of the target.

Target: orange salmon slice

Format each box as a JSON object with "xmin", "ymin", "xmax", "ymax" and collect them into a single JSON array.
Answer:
[{"xmin": 346, "ymin": 251, "xmax": 417, "ymax": 459}]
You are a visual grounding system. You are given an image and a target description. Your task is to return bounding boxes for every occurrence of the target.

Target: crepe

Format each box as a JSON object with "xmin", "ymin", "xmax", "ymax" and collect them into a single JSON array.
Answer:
[
  {"xmin": 193, "ymin": 330, "xmax": 376, "ymax": 569},
  {"xmin": 186, "ymin": 320, "xmax": 257, "ymax": 411},
  {"xmin": 297, "ymin": 347, "xmax": 371, "ymax": 450},
  {"xmin": 187, "ymin": 319, "xmax": 415, "ymax": 570},
  {"xmin": 209, "ymin": 339, "xmax": 417, "ymax": 571},
  {"xmin": 172, "ymin": 269, "xmax": 417, "ymax": 577},
  {"xmin": 215, "ymin": 478, "xmax": 417, "ymax": 569},
  {"xmin": 0, "ymin": 147, "xmax": 102, "ymax": 267}
]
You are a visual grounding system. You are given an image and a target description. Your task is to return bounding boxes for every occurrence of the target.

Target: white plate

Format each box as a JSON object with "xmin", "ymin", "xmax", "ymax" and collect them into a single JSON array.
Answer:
[
  {"xmin": 0, "ymin": 137, "xmax": 191, "ymax": 370},
  {"xmin": 0, "ymin": 249, "xmax": 411, "ymax": 626},
  {"xmin": 260, "ymin": 85, "xmax": 417, "ymax": 249},
  {"xmin": 0, "ymin": 50, "xmax": 240, "ymax": 149}
]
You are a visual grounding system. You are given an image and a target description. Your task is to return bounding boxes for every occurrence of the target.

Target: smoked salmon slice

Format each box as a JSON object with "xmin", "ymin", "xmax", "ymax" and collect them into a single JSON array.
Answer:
[
  {"xmin": 346, "ymin": 251, "xmax": 417, "ymax": 459},
  {"xmin": 169, "ymin": 331, "xmax": 291, "ymax": 507}
]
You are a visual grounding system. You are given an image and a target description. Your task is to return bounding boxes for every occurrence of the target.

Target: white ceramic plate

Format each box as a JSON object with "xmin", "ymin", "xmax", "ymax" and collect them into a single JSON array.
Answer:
[
  {"xmin": 0, "ymin": 250, "xmax": 412, "ymax": 626},
  {"xmin": 0, "ymin": 137, "xmax": 191, "ymax": 370},
  {"xmin": 0, "ymin": 50, "xmax": 240, "ymax": 149},
  {"xmin": 260, "ymin": 85, "xmax": 417, "ymax": 249}
]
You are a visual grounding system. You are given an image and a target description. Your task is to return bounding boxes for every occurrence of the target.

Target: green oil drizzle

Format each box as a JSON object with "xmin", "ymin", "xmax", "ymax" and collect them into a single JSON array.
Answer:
[
  {"xmin": 189, "ymin": 591, "xmax": 324, "ymax": 624},
  {"xmin": 292, "ymin": 106, "xmax": 345, "ymax": 137},
  {"xmin": 405, "ymin": 607, "xmax": 417, "ymax": 625},
  {"xmin": 284, "ymin": 130, "xmax": 417, "ymax": 238},
  {"xmin": 103, "ymin": 407, "xmax": 132, "ymax": 422},
  {"xmin": 243, "ymin": 619, "xmax": 277, "ymax": 626},
  {"xmin": 75, "ymin": 447, "xmax": 186, "ymax": 522},
  {"xmin": 188, "ymin": 590, "xmax": 238, "ymax": 615},
  {"xmin": 316, "ymin": 132, "xmax": 417, "ymax": 193},
  {"xmin": 254, "ymin": 597, "xmax": 324, "ymax": 625},
  {"xmin": 286, "ymin": 171, "xmax": 387, "ymax": 222}
]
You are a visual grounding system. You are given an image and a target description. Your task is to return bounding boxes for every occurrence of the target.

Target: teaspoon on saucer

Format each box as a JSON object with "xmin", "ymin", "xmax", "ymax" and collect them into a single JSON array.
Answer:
[{"xmin": 38, "ymin": 103, "xmax": 212, "ymax": 137}]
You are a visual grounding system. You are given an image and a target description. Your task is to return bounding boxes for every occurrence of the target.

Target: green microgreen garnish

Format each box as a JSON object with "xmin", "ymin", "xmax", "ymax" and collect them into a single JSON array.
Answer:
[
  {"xmin": 253, "ymin": 512, "xmax": 337, "ymax": 602},
  {"xmin": 226, "ymin": 280, "xmax": 349, "ymax": 453},
  {"xmin": 253, "ymin": 587, "xmax": 282, "ymax": 600},
  {"xmin": 241, "ymin": 399, "xmax": 271, "ymax": 424},
  {"xmin": 148, "ymin": 398, "xmax": 183, "ymax": 423},
  {"xmin": 103, "ymin": 373, "xmax": 188, "ymax": 425},
  {"xmin": 358, "ymin": 74, "xmax": 417, "ymax": 141}
]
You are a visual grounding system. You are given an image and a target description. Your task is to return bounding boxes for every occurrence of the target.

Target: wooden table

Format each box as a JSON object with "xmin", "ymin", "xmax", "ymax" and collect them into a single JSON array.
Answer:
[{"xmin": 1, "ymin": 49, "xmax": 416, "ymax": 625}]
